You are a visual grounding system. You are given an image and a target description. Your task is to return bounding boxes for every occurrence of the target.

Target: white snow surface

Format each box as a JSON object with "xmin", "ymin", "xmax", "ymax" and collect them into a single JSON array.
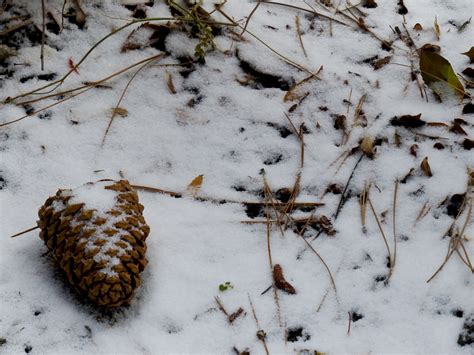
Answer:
[{"xmin": 0, "ymin": 0, "xmax": 473, "ymax": 354}]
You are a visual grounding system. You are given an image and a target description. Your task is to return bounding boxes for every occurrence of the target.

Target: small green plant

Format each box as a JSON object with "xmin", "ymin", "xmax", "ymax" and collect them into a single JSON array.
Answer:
[
  {"xmin": 168, "ymin": 0, "xmax": 216, "ymax": 61},
  {"xmin": 218, "ymin": 281, "xmax": 233, "ymax": 292}
]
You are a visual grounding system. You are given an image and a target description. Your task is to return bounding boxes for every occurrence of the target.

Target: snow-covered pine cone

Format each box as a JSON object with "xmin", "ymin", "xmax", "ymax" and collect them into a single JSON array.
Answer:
[{"xmin": 37, "ymin": 180, "xmax": 150, "ymax": 307}]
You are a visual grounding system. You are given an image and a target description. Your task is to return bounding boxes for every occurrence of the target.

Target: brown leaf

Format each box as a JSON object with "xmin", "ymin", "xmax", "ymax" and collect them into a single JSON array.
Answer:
[
  {"xmin": 112, "ymin": 107, "xmax": 128, "ymax": 117},
  {"xmin": 390, "ymin": 114, "xmax": 426, "ymax": 128},
  {"xmin": 462, "ymin": 47, "xmax": 474, "ymax": 63},
  {"xmin": 360, "ymin": 135, "xmax": 375, "ymax": 158},
  {"xmin": 462, "ymin": 138, "xmax": 474, "ymax": 150},
  {"xmin": 273, "ymin": 264, "xmax": 296, "ymax": 294},
  {"xmin": 400, "ymin": 168, "xmax": 415, "ymax": 184},
  {"xmin": 420, "ymin": 157, "xmax": 433, "ymax": 177},
  {"xmin": 462, "ymin": 103, "xmax": 474, "ymax": 114},
  {"xmin": 462, "ymin": 67, "xmax": 474, "ymax": 78},
  {"xmin": 373, "ymin": 56, "xmax": 391, "ymax": 70},
  {"xmin": 187, "ymin": 175, "xmax": 204, "ymax": 195},
  {"xmin": 397, "ymin": 0, "xmax": 408, "ymax": 15},
  {"xmin": 166, "ymin": 73, "xmax": 176, "ymax": 94},
  {"xmin": 363, "ymin": 0, "xmax": 378, "ymax": 8},
  {"xmin": 413, "ymin": 23, "xmax": 423, "ymax": 31},
  {"xmin": 450, "ymin": 121, "xmax": 467, "ymax": 135},
  {"xmin": 409, "ymin": 144, "xmax": 418, "ymax": 157},
  {"xmin": 318, "ymin": 215, "xmax": 336, "ymax": 236}
]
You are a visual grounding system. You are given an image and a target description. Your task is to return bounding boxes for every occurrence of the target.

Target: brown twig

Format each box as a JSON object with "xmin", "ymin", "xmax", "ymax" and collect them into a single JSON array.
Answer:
[
  {"xmin": 41, "ymin": 0, "xmax": 45, "ymax": 71},
  {"xmin": 10, "ymin": 226, "xmax": 39, "ymax": 238},
  {"xmin": 248, "ymin": 294, "xmax": 270, "ymax": 355}
]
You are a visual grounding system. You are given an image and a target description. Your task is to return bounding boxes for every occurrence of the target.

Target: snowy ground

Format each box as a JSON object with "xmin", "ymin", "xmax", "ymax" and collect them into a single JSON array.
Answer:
[{"xmin": 0, "ymin": 0, "xmax": 473, "ymax": 353}]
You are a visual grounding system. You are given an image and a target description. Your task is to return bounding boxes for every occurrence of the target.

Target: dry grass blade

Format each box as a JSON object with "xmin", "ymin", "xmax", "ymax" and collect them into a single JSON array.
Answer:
[
  {"xmin": 101, "ymin": 55, "xmax": 163, "ymax": 146},
  {"xmin": 248, "ymin": 294, "xmax": 270, "ymax": 355},
  {"xmin": 296, "ymin": 232, "xmax": 337, "ymax": 295},
  {"xmin": 4, "ymin": 16, "xmax": 211, "ymax": 103},
  {"xmin": 367, "ymin": 196, "xmax": 393, "ymax": 273},
  {"xmin": 334, "ymin": 154, "xmax": 364, "ymax": 219},
  {"xmin": 1, "ymin": 54, "xmax": 166, "ymax": 128},
  {"xmin": 387, "ymin": 180, "xmax": 399, "ymax": 282},
  {"xmin": 241, "ymin": 0, "xmax": 261, "ymax": 35},
  {"xmin": 261, "ymin": 1, "xmax": 349, "ymax": 26},
  {"xmin": 359, "ymin": 181, "xmax": 369, "ymax": 232},
  {"xmin": 295, "ymin": 15, "xmax": 307, "ymax": 57},
  {"xmin": 263, "ymin": 180, "xmax": 284, "ymax": 329}
]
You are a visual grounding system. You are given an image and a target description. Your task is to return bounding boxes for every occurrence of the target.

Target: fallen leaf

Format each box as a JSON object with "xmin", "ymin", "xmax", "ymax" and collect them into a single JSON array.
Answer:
[
  {"xmin": 390, "ymin": 114, "xmax": 426, "ymax": 128},
  {"xmin": 462, "ymin": 103, "xmax": 474, "ymax": 114},
  {"xmin": 462, "ymin": 138, "xmax": 473, "ymax": 150},
  {"xmin": 434, "ymin": 16, "xmax": 441, "ymax": 40},
  {"xmin": 112, "ymin": 107, "xmax": 128, "ymax": 117},
  {"xmin": 397, "ymin": 0, "xmax": 408, "ymax": 15},
  {"xmin": 373, "ymin": 56, "xmax": 391, "ymax": 70},
  {"xmin": 187, "ymin": 174, "xmax": 204, "ymax": 195},
  {"xmin": 462, "ymin": 67, "xmax": 474, "ymax": 78},
  {"xmin": 363, "ymin": 0, "xmax": 378, "ymax": 8},
  {"xmin": 413, "ymin": 23, "xmax": 423, "ymax": 31},
  {"xmin": 410, "ymin": 144, "xmax": 418, "ymax": 157},
  {"xmin": 450, "ymin": 121, "xmax": 467, "ymax": 135},
  {"xmin": 420, "ymin": 157, "xmax": 433, "ymax": 177},
  {"xmin": 273, "ymin": 264, "xmax": 296, "ymax": 294},
  {"xmin": 420, "ymin": 47, "xmax": 466, "ymax": 97},
  {"xmin": 462, "ymin": 47, "xmax": 474, "ymax": 63},
  {"xmin": 360, "ymin": 135, "xmax": 375, "ymax": 158}
]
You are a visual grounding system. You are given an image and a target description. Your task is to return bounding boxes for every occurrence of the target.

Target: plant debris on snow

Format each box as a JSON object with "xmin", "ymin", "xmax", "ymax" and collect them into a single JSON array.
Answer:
[{"xmin": 0, "ymin": 0, "xmax": 473, "ymax": 353}]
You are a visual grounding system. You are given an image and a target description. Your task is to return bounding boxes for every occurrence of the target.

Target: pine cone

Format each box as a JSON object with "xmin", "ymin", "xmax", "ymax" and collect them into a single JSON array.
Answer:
[{"xmin": 37, "ymin": 180, "xmax": 150, "ymax": 307}]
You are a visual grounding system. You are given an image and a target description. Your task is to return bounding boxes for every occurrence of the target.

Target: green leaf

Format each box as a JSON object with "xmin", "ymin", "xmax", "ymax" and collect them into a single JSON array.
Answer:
[{"xmin": 419, "ymin": 47, "xmax": 466, "ymax": 97}]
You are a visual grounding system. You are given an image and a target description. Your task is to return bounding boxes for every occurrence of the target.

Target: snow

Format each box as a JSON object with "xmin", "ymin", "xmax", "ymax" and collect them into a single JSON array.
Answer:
[{"xmin": 0, "ymin": 0, "xmax": 473, "ymax": 353}]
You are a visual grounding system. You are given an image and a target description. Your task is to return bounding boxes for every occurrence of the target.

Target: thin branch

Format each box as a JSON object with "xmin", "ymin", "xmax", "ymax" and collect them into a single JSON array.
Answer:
[
  {"xmin": 41, "ymin": 0, "xmax": 45, "ymax": 71},
  {"xmin": 10, "ymin": 226, "xmax": 39, "ymax": 238}
]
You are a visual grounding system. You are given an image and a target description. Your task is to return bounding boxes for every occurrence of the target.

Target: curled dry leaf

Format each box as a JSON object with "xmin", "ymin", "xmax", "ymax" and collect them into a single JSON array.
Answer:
[
  {"xmin": 397, "ymin": 0, "xmax": 408, "ymax": 15},
  {"xmin": 363, "ymin": 0, "xmax": 378, "ymax": 9},
  {"xmin": 390, "ymin": 114, "xmax": 426, "ymax": 128},
  {"xmin": 273, "ymin": 264, "xmax": 296, "ymax": 295},
  {"xmin": 420, "ymin": 157, "xmax": 433, "ymax": 177},
  {"xmin": 462, "ymin": 47, "xmax": 474, "ymax": 63},
  {"xmin": 360, "ymin": 135, "xmax": 375, "ymax": 158},
  {"xmin": 187, "ymin": 174, "xmax": 204, "ymax": 196},
  {"xmin": 111, "ymin": 107, "xmax": 129, "ymax": 118},
  {"xmin": 462, "ymin": 103, "xmax": 474, "ymax": 114},
  {"xmin": 462, "ymin": 68, "xmax": 474, "ymax": 78},
  {"xmin": 462, "ymin": 138, "xmax": 474, "ymax": 150},
  {"xmin": 373, "ymin": 56, "xmax": 391, "ymax": 70},
  {"xmin": 413, "ymin": 23, "xmax": 423, "ymax": 31},
  {"xmin": 410, "ymin": 144, "xmax": 418, "ymax": 157},
  {"xmin": 450, "ymin": 121, "xmax": 467, "ymax": 135}
]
